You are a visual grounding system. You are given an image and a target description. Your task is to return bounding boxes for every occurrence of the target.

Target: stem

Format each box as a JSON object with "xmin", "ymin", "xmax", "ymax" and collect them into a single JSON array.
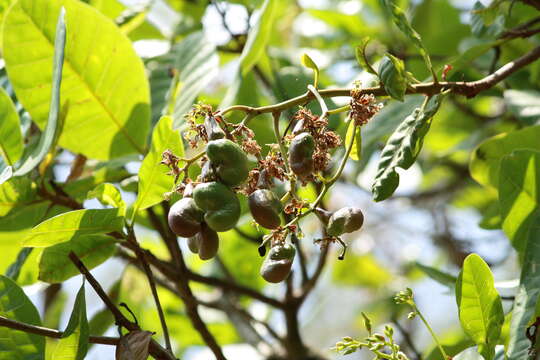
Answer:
[
  {"xmin": 414, "ymin": 305, "xmax": 448, "ymax": 360},
  {"xmin": 307, "ymin": 84, "xmax": 328, "ymax": 117},
  {"xmin": 126, "ymin": 228, "xmax": 173, "ymax": 353},
  {"xmin": 68, "ymin": 252, "xmax": 176, "ymax": 360},
  {"xmin": 217, "ymin": 45, "xmax": 540, "ymax": 117}
]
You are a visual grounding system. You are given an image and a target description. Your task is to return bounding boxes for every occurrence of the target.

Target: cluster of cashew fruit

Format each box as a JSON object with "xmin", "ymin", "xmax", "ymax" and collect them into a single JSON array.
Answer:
[{"xmin": 167, "ymin": 113, "xmax": 364, "ymax": 283}]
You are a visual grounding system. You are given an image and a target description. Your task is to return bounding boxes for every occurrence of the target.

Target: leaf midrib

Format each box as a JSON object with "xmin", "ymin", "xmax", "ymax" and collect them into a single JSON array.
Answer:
[{"xmin": 18, "ymin": 2, "xmax": 145, "ymax": 155}]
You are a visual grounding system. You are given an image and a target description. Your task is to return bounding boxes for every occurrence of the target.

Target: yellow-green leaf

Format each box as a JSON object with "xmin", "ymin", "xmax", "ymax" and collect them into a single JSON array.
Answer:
[
  {"xmin": 456, "ymin": 254, "xmax": 504, "ymax": 360},
  {"xmin": 132, "ymin": 115, "xmax": 183, "ymax": 216},
  {"xmin": 301, "ymin": 53, "xmax": 319, "ymax": 88},
  {"xmin": 53, "ymin": 282, "xmax": 89, "ymax": 360},
  {"xmin": 0, "ymin": 87, "xmax": 22, "ymax": 166},
  {"xmin": 23, "ymin": 208, "xmax": 124, "ymax": 248},
  {"xmin": 3, "ymin": 0, "xmax": 150, "ymax": 160},
  {"xmin": 345, "ymin": 121, "xmax": 362, "ymax": 161},
  {"xmin": 87, "ymin": 183, "xmax": 125, "ymax": 215}
]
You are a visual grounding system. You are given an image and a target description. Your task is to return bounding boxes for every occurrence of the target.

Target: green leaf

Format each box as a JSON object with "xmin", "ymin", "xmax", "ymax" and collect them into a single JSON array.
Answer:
[
  {"xmin": 5, "ymin": 247, "xmax": 33, "ymax": 281},
  {"xmin": 499, "ymin": 150, "xmax": 540, "ymax": 254},
  {"xmin": 381, "ymin": 0, "xmax": 434, "ymax": 77},
  {"xmin": 87, "ymin": 183, "xmax": 125, "ymax": 215},
  {"xmin": 0, "ymin": 275, "xmax": 45, "ymax": 359},
  {"xmin": 39, "ymin": 235, "xmax": 116, "ymax": 283},
  {"xmin": 416, "ymin": 262, "xmax": 457, "ymax": 288},
  {"xmin": 0, "ymin": 177, "xmax": 37, "ymax": 216},
  {"xmin": 11, "ymin": 6, "xmax": 65, "ymax": 178},
  {"xmin": 355, "ymin": 37, "xmax": 377, "ymax": 75},
  {"xmin": 300, "ymin": 53, "xmax": 319, "ymax": 88},
  {"xmin": 504, "ymin": 90, "xmax": 540, "ymax": 125},
  {"xmin": 53, "ymin": 282, "xmax": 89, "ymax": 360},
  {"xmin": 372, "ymin": 95, "xmax": 443, "ymax": 201},
  {"xmin": 238, "ymin": 0, "xmax": 276, "ymax": 75},
  {"xmin": 172, "ymin": 32, "xmax": 219, "ymax": 128},
  {"xmin": 345, "ymin": 122, "xmax": 362, "ymax": 161},
  {"xmin": 3, "ymin": 0, "xmax": 150, "ymax": 160},
  {"xmin": 378, "ymin": 54, "xmax": 407, "ymax": 101},
  {"xmin": 470, "ymin": 125, "xmax": 540, "ymax": 188},
  {"xmin": 132, "ymin": 115, "xmax": 183, "ymax": 217},
  {"xmin": 507, "ymin": 213, "xmax": 540, "ymax": 360},
  {"xmin": 456, "ymin": 254, "xmax": 504, "ymax": 360},
  {"xmin": 23, "ymin": 208, "xmax": 124, "ymax": 248},
  {"xmin": 0, "ymin": 87, "xmax": 22, "ymax": 166}
]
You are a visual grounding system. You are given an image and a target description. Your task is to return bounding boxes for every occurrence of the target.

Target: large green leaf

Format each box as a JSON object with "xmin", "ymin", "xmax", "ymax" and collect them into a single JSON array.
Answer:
[
  {"xmin": 507, "ymin": 213, "xmax": 540, "ymax": 360},
  {"xmin": 10, "ymin": 6, "xmax": 65, "ymax": 179},
  {"xmin": 372, "ymin": 95, "xmax": 443, "ymax": 201},
  {"xmin": 39, "ymin": 234, "xmax": 116, "ymax": 283},
  {"xmin": 0, "ymin": 275, "xmax": 45, "ymax": 360},
  {"xmin": 499, "ymin": 150, "xmax": 540, "ymax": 253},
  {"xmin": 470, "ymin": 126, "xmax": 540, "ymax": 188},
  {"xmin": 52, "ymin": 282, "xmax": 89, "ymax": 360},
  {"xmin": 23, "ymin": 208, "xmax": 124, "ymax": 248},
  {"xmin": 132, "ymin": 115, "xmax": 183, "ymax": 217},
  {"xmin": 378, "ymin": 54, "xmax": 407, "ymax": 102},
  {"xmin": 3, "ymin": 0, "xmax": 150, "ymax": 160},
  {"xmin": 172, "ymin": 32, "xmax": 219, "ymax": 128},
  {"xmin": 456, "ymin": 254, "xmax": 504, "ymax": 360},
  {"xmin": 0, "ymin": 87, "xmax": 22, "ymax": 166}
]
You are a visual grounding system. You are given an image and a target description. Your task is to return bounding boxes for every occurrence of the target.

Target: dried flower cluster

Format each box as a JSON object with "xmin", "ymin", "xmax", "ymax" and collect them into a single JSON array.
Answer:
[
  {"xmin": 184, "ymin": 103, "xmax": 213, "ymax": 147},
  {"xmin": 350, "ymin": 83, "xmax": 383, "ymax": 126}
]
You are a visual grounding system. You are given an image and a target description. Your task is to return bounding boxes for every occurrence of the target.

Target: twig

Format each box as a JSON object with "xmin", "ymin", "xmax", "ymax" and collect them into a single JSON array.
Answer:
[
  {"xmin": 0, "ymin": 315, "xmax": 118, "ymax": 345},
  {"xmin": 297, "ymin": 243, "xmax": 329, "ymax": 304},
  {"xmin": 218, "ymin": 46, "xmax": 540, "ymax": 116},
  {"xmin": 125, "ymin": 228, "xmax": 173, "ymax": 353},
  {"xmin": 68, "ymin": 252, "xmax": 176, "ymax": 360}
]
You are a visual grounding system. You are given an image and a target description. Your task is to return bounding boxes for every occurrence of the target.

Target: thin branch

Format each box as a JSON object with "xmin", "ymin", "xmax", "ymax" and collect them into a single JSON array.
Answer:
[
  {"xmin": 0, "ymin": 315, "xmax": 118, "ymax": 346},
  {"xmin": 68, "ymin": 252, "xmax": 176, "ymax": 360},
  {"xmin": 297, "ymin": 243, "xmax": 329, "ymax": 304},
  {"xmin": 218, "ymin": 46, "xmax": 540, "ymax": 116},
  {"xmin": 126, "ymin": 228, "xmax": 173, "ymax": 353}
]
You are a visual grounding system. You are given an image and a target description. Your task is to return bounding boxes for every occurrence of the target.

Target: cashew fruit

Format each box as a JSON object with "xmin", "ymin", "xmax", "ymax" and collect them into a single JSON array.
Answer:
[
  {"xmin": 189, "ymin": 223, "xmax": 219, "ymax": 260},
  {"xmin": 260, "ymin": 243, "xmax": 296, "ymax": 283},
  {"xmin": 204, "ymin": 115, "xmax": 225, "ymax": 140},
  {"xmin": 206, "ymin": 139, "xmax": 249, "ymax": 186},
  {"xmin": 326, "ymin": 207, "xmax": 364, "ymax": 236},
  {"xmin": 248, "ymin": 189, "xmax": 282, "ymax": 229},
  {"xmin": 168, "ymin": 198, "xmax": 205, "ymax": 237},
  {"xmin": 193, "ymin": 182, "xmax": 241, "ymax": 232},
  {"xmin": 288, "ymin": 132, "xmax": 315, "ymax": 178}
]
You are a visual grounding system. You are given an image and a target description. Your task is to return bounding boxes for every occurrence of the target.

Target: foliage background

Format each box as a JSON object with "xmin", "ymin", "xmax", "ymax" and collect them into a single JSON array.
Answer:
[{"xmin": 0, "ymin": 0, "xmax": 539, "ymax": 359}]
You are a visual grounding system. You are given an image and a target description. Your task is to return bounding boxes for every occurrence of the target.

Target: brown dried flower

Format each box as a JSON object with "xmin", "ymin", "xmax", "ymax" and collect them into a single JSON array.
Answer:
[{"xmin": 350, "ymin": 83, "xmax": 383, "ymax": 126}]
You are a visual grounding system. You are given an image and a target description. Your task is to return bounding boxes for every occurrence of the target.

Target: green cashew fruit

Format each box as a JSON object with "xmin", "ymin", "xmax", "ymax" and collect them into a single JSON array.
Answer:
[
  {"xmin": 326, "ymin": 207, "xmax": 364, "ymax": 236},
  {"xmin": 167, "ymin": 198, "xmax": 204, "ymax": 237},
  {"xmin": 248, "ymin": 189, "xmax": 282, "ymax": 229},
  {"xmin": 206, "ymin": 139, "xmax": 249, "ymax": 186},
  {"xmin": 193, "ymin": 182, "xmax": 241, "ymax": 232},
  {"xmin": 204, "ymin": 115, "xmax": 225, "ymax": 140},
  {"xmin": 288, "ymin": 132, "xmax": 315, "ymax": 178},
  {"xmin": 260, "ymin": 243, "xmax": 296, "ymax": 283},
  {"xmin": 194, "ymin": 223, "xmax": 219, "ymax": 260}
]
